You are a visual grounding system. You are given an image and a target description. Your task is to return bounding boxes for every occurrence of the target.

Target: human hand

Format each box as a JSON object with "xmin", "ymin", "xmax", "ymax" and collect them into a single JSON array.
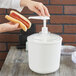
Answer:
[
  {"xmin": 0, "ymin": 22, "xmax": 21, "ymax": 33},
  {"xmin": 20, "ymin": 0, "xmax": 50, "ymax": 16}
]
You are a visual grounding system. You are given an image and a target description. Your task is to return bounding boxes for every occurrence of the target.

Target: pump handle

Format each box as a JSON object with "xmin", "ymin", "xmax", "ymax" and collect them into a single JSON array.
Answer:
[{"xmin": 28, "ymin": 16, "xmax": 50, "ymax": 20}]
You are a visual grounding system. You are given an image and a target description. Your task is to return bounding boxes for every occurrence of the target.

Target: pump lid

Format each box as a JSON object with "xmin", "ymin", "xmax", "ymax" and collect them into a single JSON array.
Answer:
[{"xmin": 27, "ymin": 32, "xmax": 62, "ymax": 44}]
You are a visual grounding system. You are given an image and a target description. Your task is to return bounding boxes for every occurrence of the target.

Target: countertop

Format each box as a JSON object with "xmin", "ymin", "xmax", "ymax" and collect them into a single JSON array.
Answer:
[{"xmin": 1, "ymin": 46, "xmax": 76, "ymax": 76}]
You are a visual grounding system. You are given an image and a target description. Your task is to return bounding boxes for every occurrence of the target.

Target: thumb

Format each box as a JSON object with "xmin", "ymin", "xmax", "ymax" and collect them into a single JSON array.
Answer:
[
  {"xmin": 11, "ymin": 23, "xmax": 20, "ymax": 30},
  {"xmin": 14, "ymin": 23, "xmax": 19, "ymax": 28}
]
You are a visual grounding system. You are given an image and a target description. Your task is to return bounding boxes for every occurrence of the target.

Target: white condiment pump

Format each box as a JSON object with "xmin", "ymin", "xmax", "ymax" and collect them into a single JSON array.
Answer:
[
  {"xmin": 28, "ymin": 16, "xmax": 50, "ymax": 34},
  {"xmin": 27, "ymin": 16, "xmax": 63, "ymax": 74}
]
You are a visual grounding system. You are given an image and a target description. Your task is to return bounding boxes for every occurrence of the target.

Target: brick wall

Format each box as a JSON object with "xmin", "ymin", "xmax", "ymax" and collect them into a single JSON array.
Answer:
[{"xmin": 0, "ymin": 0, "xmax": 76, "ymax": 69}]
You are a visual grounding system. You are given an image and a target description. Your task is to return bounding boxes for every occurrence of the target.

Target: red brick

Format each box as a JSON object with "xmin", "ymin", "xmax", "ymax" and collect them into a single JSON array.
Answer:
[
  {"xmin": 0, "ymin": 61, "xmax": 4, "ymax": 70},
  {"xmin": 51, "ymin": 0, "xmax": 76, "ymax": 4},
  {"xmin": 51, "ymin": 15, "xmax": 76, "ymax": 24},
  {"xmin": 64, "ymin": 25, "xmax": 76, "ymax": 33},
  {"xmin": 36, "ymin": 25, "xmax": 62, "ymax": 33},
  {"xmin": 64, "ymin": 43, "xmax": 76, "ymax": 46},
  {"xmin": 47, "ymin": 5, "xmax": 63, "ymax": 14},
  {"xmin": 0, "ymin": 52, "xmax": 7, "ymax": 60},
  {"xmin": 0, "ymin": 15, "xmax": 8, "ymax": 23},
  {"xmin": 0, "ymin": 43, "xmax": 6, "ymax": 51},
  {"xmin": 0, "ymin": 9, "xmax": 6, "ymax": 14},
  {"xmin": 64, "ymin": 6, "xmax": 76, "ymax": 14},
  {"xmin": 61, "ymin": 34, "xmax": 76, "ymax": 42},
  {"xmin": 8, "ymin": 43, "xmax": 19, "ymax": 49},
  {"xmin": 0, "ymin": 34, "xmax": 19, "ymax": 42}
]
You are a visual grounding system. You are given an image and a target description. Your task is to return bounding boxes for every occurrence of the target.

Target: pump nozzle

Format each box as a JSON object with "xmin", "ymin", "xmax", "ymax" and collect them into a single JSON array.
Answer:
[{"xmin": 28, "ymin": 16, "xmax": 50, "ymax": 34}]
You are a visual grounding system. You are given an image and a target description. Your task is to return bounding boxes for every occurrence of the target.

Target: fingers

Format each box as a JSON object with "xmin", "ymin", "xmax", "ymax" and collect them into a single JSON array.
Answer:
[
  {"xmin": 42, "ymin": 5, "xmax": 50, "ymax": 17},
  {"xmin": 9, "ymin": 23, "xmax": 20, "ymax": 29},
  {"xmin": 2, "ymin": 22, "xmax": 21, "ymax": 32},
  {"xmin": 33, "ymin": 7, "xmax": 42, "ymax": 16},
  {"xmin": 36, "ymin": 3, "xmax": 45, "ymax": 16},
  {"xmin": 13, "ymin": 23, "xmax": 20, "ymax": 29},
  {"xmin": 13, "ymin": 23, "xmax": 22, "ymax": 30},
  {"xmin": 7, "ymin": 22, "xmax": 22, "ymax": 31},
  {"xmin": 14, "ymin": 27, "xmax": 21, "ymax": 30},
  {"xmin": 35, "ymin": 3, "xmax": 50, "ymax": 16}
]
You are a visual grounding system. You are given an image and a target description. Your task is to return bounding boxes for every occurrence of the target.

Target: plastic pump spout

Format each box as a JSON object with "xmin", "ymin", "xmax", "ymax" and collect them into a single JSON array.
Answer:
[{"xmin": 28, "ymin": 16, "xmax": 50, "ymax": 34}]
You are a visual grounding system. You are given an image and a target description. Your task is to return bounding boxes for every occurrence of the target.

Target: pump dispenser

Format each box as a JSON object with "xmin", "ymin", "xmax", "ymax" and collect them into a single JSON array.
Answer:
[
  {"xmin": 27, "ymin": 16, "xmax": 62, "ymax": 74},
  {"xmin": 28, "ymin": 16, "xmax": 49, "ymax": 34}
]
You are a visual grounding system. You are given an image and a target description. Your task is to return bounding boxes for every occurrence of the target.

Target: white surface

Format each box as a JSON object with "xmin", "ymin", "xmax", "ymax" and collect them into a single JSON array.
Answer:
[{"xmin": 72, "ymin": 51, "xmax": 76, "ymax": 63}]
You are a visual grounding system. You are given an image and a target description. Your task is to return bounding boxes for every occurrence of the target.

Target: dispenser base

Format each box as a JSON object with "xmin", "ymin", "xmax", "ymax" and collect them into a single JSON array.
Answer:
[{"xmin": 29, "ymin": 65, "xmax": 60, "ymax": 74}]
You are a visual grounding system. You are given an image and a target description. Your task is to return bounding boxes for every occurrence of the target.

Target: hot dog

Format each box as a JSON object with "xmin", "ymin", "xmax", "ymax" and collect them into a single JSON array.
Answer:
[{"xmin": 5, "ymin": 10, "xmax": 31, "ymax": 31}]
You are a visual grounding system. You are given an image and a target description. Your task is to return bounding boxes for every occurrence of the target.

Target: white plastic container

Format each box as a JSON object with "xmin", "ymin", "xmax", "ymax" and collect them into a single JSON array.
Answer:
[{"xmin": 27, "ymin": 16, "xmax": 62, "ymax": 74}]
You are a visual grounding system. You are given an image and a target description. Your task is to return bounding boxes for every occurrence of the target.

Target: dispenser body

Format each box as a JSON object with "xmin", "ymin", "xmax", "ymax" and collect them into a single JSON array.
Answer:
[{"xmin": 27, "ymin": 33, "xmax": 62, "ymax": 74}]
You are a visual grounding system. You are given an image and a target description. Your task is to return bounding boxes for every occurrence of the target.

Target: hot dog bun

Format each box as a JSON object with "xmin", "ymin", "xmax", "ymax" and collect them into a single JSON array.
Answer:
[
  {"xmin": 5, "ymin": 10, "xmax": 31, "ymax": 32},
  {"xmin": 5, "ymin": 15, "xmax": 27, "ymax": 31}
]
